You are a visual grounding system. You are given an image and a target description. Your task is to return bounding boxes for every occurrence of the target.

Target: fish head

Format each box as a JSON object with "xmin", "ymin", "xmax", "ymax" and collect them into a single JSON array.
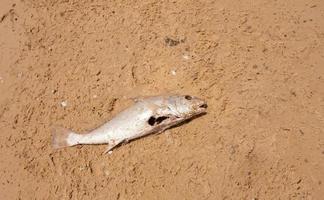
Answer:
[{"xmin": 168, "ymin": 95, "xmax": 207, "ymax": 118}]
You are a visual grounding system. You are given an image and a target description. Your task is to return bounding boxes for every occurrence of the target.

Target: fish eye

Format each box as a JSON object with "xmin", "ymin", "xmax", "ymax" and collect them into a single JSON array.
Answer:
[{"xmin": 185, "ymin": 95, "xmax": 192, "ymax": 100}]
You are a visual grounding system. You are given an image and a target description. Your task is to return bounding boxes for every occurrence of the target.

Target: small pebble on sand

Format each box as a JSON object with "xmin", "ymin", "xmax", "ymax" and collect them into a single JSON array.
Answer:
[
  {"xmin": 182, "ymin": 54, "xmax": 190, "ymax": 60},
  {"xmin": 61, "ymin": 100, "xmax": 68, "ymax": 107},
  {"xmin": 104, "ymin": 169, "xmax": 110, "ymax": 176}
]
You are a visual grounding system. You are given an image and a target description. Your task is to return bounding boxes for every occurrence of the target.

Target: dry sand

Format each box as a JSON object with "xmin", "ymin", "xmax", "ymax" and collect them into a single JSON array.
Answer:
[{"xmin": 0, "ymin": 0, "xmax": 324, "ymax": 199}]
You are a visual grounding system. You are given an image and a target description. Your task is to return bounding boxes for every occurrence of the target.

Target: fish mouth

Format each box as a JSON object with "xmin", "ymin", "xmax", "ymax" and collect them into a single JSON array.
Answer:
[
  {"xmin": 196, "ymin": 101, "xmax": 208, "ymax": 114},
  {"xmin": 199, "ymin": 103, "xmax": 208, "ymax": 109}
]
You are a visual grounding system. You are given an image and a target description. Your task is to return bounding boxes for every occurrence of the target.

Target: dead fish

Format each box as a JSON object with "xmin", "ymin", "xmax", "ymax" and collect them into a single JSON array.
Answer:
[{"xmin": 52, "ymin": 95, "xmax": 207, "ymax": 153}]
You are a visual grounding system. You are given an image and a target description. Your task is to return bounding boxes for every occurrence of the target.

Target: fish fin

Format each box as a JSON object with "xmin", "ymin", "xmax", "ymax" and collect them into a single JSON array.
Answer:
[
  {"xmin": 51, "ymin": 126, "xmax": 76, "ymax": 149},
  {"xmin": 103, "ymin": 139, "xmax": 124, "ymax": 154}
]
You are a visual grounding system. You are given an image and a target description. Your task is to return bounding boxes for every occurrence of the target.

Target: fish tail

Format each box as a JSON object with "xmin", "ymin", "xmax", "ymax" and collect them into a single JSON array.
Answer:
[{"xmin": 51, "ymin": 126, "xmax": 79, "ymax": 149}]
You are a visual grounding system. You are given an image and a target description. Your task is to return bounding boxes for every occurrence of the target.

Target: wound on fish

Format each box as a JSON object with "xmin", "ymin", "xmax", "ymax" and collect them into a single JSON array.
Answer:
[{"xmin": 147, "ymin": 116, "xmax": 169, "ymax": 126}]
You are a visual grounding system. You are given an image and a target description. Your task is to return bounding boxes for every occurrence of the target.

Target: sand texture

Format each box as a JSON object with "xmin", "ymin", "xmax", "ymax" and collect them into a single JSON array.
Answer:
[{"xmin": 0, "ymin": 0, "xmax": 324, "ymax": 199}]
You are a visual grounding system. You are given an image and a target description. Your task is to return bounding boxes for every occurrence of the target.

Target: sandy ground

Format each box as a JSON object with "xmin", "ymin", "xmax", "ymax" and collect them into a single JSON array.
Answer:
[{"xmin": 0, "ymin": 0, "xmax": 324, "ymax": 199}]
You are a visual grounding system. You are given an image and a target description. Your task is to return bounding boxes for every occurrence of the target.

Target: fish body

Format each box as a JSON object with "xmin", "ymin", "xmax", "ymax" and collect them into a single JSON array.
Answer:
[{"xmin": 52, "ymin": 95, "xmax": 207, "ymax": 152}]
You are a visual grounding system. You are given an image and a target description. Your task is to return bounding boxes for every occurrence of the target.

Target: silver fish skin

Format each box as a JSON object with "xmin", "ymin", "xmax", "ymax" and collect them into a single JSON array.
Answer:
[{"xmin": 52, "ymin": 95, "xmax": 207, "ymax": 152}]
